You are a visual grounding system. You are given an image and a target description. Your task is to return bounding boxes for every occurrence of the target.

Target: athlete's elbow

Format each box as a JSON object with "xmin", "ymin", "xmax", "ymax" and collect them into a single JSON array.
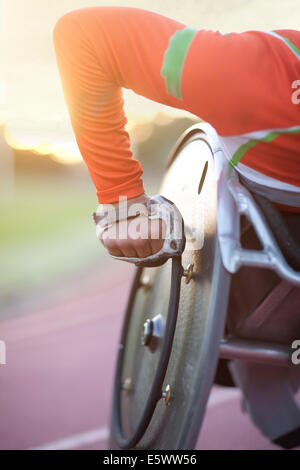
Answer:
[{"xmin": 53, "ymin": 11, "xmax": 76, "ymax": 48}]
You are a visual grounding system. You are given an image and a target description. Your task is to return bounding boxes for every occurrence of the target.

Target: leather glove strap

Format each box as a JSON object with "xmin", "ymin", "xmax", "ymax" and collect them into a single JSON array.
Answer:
[{"xmin": 93, "ymin": 195, "xmax": 185, "ymax": 267}]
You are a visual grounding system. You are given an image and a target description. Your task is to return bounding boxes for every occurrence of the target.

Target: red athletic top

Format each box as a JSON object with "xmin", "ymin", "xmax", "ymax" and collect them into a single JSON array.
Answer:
[{"xmin": 53, "ymin": 7, "xmax": 300, "ymax": 205}]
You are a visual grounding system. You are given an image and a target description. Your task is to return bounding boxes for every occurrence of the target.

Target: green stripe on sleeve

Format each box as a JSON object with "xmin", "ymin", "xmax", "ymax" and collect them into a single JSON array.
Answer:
[
  {"xmin": 281, "ymin": 36, "xmax": 300, "ymax": 60},
  {"xmin": 265, "ymin": 31, "xmax": 300, "ymax": 60},
  {"xmin": 229, "ymin": 127, "xmax": 300, "ymax": 168},
  {"xmin": 161, "ymin": 27, "xmax": 197, "ymax": 99}
]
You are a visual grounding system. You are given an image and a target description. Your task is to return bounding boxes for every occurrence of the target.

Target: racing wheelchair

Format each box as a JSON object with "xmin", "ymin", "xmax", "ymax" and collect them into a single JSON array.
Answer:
[{"xmin": 109, "ymin": 123, "xmax": 300, "ymax": 450}]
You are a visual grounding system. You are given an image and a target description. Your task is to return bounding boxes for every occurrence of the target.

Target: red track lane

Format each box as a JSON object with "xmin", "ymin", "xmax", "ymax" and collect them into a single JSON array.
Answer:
[{"xmin": 0, "ymin": 260, "xmax": 298, "ymax": 450}]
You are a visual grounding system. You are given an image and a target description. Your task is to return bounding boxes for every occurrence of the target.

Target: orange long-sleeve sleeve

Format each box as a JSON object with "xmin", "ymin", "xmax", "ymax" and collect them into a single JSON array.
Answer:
[
  {"xmin": 53, "ymin": 7, "xmax": 185, "ymax": 203},
  {"xmin": 53, "ymin": 7, "xmax": 300, "ymax": 204}
]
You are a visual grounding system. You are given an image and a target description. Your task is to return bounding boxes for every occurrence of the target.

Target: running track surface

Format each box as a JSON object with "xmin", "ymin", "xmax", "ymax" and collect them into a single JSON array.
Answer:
[{"xmin": 0, "ymin": 260, "xmax": 297, "ymax": 450}]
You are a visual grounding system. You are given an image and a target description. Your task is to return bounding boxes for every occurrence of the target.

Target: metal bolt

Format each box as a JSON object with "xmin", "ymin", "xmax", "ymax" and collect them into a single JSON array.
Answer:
[
  {"xmin": 183, "ymin": 263, "xmax": 194, "ymax": 284},
  {"xmin": 141, "ymin": 315, "xmax": 164, "ymax": 352},
  {"xmin": 139, "ymin": 275, "xmax": 152, "ymax": 292},
  {"xmin": 141, "ymin": 319, "xmax": 153, "ymax": 346},
  {"xmin": 162, "ymin": 384, "xmax": 171, "ymax": 406},
  {"xmin": 121, "ymin": 377, "xmax": 132, "ymax": 395}
]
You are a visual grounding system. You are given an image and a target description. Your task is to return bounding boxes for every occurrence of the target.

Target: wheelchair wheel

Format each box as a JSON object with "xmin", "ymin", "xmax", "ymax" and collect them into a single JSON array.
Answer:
[{"xmin": 110, "ymin": 129, "xmax": 231, "ymax": 450}]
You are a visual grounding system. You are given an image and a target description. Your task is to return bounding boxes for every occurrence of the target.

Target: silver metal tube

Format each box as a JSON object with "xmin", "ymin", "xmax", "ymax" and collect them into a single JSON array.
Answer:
[{"xmin": 219, "ymin": 338, "xmax": 291, "ymax": 367}]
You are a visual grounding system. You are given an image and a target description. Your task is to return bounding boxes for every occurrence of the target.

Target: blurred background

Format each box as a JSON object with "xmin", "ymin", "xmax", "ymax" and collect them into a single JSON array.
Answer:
[{"xmin": 0, "ymin": 0, "xmax": 299, "ymax": 450}]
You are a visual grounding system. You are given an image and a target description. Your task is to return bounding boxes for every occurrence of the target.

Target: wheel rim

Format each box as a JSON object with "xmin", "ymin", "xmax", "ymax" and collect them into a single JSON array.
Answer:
[
  {"xmin": 110, "ymin": 131, "xmax": 231, "ymax": 450},
  {"xmin": 112, "ymin": 255, "xmax": 183, "ymax": 449}
]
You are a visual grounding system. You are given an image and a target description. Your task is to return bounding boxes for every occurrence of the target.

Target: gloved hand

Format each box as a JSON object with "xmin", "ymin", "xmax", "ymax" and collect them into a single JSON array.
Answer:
[{"xmin": 93, "ymin": 193, "xmax": 185, "ymax": 267}]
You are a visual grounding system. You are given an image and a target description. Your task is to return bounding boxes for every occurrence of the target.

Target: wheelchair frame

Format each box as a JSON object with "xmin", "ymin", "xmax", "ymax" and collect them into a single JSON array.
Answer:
[
  {"xmin": 110, "ymin": 123, "xmax": 300, "ymax": 449},
  {"xmin": 171, "ymin": 123, "xmax": 300, "ymax": 368}
]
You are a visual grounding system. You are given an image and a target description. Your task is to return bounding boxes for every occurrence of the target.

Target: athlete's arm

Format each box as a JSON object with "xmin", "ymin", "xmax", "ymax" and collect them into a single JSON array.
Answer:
[
  {"xmin": 53, "ymin": 7, "xmax": 187, "ymax": 258},
  {"xmin": 53, "ymin": 7, "xmax": 300, "ymax": 259},
  {"xmin": 53, "ymin": 7, "xmax": 186, "ymax": 205}
]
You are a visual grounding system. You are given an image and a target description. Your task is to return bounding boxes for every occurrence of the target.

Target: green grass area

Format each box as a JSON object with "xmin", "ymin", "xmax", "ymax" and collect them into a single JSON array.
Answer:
[
  {"xmin": 0, "ymin": 178, "xmax": 94, "ymax": 244},
  {"xmin": 0, "ymin": 175, "xmax": 104, "ymax": 306}
]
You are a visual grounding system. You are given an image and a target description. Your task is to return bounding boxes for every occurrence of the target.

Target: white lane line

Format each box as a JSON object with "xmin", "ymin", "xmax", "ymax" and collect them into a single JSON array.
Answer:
[
  {"xmin": 30, "ymin": 426, "xmax": 109, "ymax": 451},
  {"xmin": 30, "ymin": 389, "xmax": 241, "ymax": 450},
  {"xmin": 207, "ymin": 388, "xmax": 242, "ymax": 408}
]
